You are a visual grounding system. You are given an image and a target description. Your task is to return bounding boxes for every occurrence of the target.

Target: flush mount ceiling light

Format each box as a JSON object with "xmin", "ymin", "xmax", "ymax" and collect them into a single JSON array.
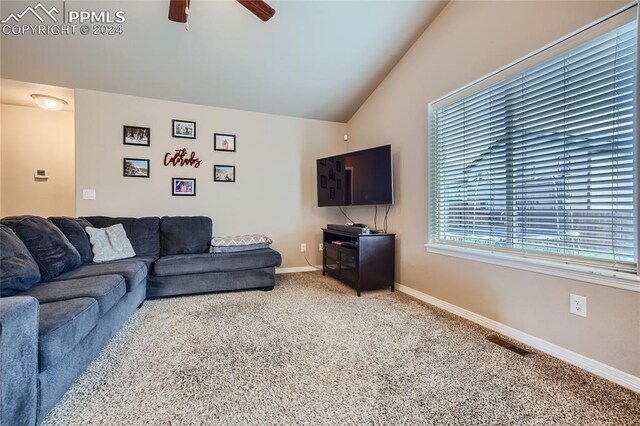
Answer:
[{"xmin": 30, "ymin": 94, "xmax": 68, "ymax": 111}]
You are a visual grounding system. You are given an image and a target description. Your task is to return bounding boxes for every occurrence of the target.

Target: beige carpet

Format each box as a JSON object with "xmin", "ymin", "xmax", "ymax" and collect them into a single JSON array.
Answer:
[{"xmin": 43, "ymin": 272, "xmax": 639, "ymax": 425}]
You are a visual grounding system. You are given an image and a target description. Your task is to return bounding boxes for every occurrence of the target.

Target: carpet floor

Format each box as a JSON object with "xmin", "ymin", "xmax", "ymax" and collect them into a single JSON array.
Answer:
[{"xmin": 43, "ymin": 272, "xmax": 639, "ymax": 425}]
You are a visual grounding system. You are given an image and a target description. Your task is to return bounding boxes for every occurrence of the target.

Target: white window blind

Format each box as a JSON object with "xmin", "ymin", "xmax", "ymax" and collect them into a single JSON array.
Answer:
[{"xmin": 429, "ymin": 8, "xmax": 638, "ymax": 273}]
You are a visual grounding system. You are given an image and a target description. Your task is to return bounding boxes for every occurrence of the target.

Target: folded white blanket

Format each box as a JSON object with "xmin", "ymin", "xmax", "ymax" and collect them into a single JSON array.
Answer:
[{"xmin": 211, "ymin": 234, "xmax": 271, "ymax": 252}]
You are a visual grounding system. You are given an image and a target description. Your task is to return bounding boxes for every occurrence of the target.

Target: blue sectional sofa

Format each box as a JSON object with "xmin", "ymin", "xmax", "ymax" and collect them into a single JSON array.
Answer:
[{"xmin": 0, "ymin": 215, "xmax": 281, "ymax": 425}]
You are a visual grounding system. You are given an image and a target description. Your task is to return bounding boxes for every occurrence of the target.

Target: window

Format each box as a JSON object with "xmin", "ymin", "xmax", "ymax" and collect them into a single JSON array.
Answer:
[{"xmin": 429, "ymin": 7, "xmax": 638, "ymax": 274}]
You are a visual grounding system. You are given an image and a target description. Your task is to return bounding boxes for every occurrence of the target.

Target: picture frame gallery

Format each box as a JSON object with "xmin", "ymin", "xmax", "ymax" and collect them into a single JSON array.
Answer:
[{"xmin": 121, "ymin": 121, "xmax": 240, "ymax": 193}]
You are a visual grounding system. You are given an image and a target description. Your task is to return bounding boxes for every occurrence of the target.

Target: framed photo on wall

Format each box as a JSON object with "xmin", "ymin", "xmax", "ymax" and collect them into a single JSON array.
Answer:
[
  {"xmin": 172, "ymin": 120, "xmax": 196, "ymax": 139},
  {"xmin": 123, "ymin": 126, "xmax": 150, "ymax": 146},
  {"xmin": 214, "ymin": 133, "xmax": 236, "ymax": 152},
  {"xmin": 172, "ymin": 178, "xmax": 196, "ymax": 196},
  {"xmin": 214, "ymin": 165, "xmax": 235, "ymax": 182},
  {"xmin": 123, "ymin": 158, "xmax": 150, "ymax": 178}
]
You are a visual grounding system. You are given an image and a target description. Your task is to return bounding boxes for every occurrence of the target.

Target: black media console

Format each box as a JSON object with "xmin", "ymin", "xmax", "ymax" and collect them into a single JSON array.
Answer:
[{"xmin": 322, "ymin": 228, "xmax": 395, "ymax": 297}]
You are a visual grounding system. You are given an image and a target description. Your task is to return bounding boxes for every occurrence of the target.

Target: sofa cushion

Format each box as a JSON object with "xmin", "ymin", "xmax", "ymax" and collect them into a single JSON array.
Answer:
[
  {"xmin": 160, "ymin": 216, "xmax": 212, "ymax": 256},
  {"xmin": 22, "ymin": 275, "xmax": 126, "ymax": 315},
  {"xmin": 153, "ymin": 248, "xmax": 282, "ymax": 277},
  {"xmin": 38, "ymin": 297, "xmax": 99, "ymax": 371},
  {"xmin": 83, "ymin": 216, "xmax": 160, "ymax": 257},
  {"xmin": 86, "ymin": 224, "xmax": 136, "ymax": 262},
  {"xmin": 49, "ymin": 217, "xmax": 94, "ymax": 263},
  {"xmin": 125, "ymin": 256, "xmax": 157, "ymax": 271},
  {"xmin": 1, "ymin": 216, "xmax": 81, "ymax": 282},
  {"xmin": 51, "ymin": 259, "xmax": 147, "ymax": 292},
  {"xmin": 0, "ymin": 225, "xmax": 41, "ymax": 296}
]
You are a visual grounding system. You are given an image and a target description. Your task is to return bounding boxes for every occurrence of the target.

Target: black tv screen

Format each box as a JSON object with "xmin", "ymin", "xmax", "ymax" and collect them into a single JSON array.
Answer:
[{"xmin": 317, "ymin": 144, "xmax": 393, "ymax": 207}]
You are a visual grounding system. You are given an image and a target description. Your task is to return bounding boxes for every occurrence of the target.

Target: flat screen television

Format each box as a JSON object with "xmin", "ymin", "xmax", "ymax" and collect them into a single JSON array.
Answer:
[{"xmin": 317, "ymin": 144, "xmax": 393, "ymax": 207}]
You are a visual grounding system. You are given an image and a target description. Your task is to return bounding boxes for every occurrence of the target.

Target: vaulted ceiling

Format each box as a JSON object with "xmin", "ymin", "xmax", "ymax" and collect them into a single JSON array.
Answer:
[{"xmin": 0, "ymin": 0, "xmax": 447, "ymax": 122}]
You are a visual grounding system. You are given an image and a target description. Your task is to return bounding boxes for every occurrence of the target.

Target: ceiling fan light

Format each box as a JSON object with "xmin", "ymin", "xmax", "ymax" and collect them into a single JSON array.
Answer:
[{"xmin": 30, "ymin": 94, "xmax": 68, "ymax": 111}]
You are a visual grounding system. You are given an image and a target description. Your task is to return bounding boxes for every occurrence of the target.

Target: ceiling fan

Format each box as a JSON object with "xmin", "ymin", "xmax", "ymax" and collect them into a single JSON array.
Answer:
[{"xmin": 169, "ymin": 0, "xmax": 275, "ymax": 29}]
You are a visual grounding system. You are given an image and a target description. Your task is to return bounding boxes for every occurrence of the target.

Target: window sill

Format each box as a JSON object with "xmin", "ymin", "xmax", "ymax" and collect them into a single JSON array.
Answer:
[{"xmin": 424, "ymin": 243, "xmax": 640, "ymax": 292}]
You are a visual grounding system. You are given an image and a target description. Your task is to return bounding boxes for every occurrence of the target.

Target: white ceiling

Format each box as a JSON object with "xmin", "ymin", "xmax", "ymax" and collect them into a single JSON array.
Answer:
[
  {"xmin": 0, "ymin": 0, "xmax": 447, "ymax": 122},
  {"xmin": 0, "ymin": 79, "xmax": 75, "ymax": 111}
]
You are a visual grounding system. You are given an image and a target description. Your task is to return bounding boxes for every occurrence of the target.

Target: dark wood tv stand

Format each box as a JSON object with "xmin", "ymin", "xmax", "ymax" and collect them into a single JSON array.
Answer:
[{"xmin": 322, "ymin": 228, "xmax": 395, "ymax": 297}]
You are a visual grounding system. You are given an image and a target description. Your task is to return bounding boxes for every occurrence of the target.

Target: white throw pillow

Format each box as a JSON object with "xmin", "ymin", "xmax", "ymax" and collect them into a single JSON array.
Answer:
[{"xmin": 85, "ymin": 224, "xmax": 136, "ymax": 263}]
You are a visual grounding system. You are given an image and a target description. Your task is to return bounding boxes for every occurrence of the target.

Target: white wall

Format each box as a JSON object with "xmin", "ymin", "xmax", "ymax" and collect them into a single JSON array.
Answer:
[
  {"xmin": 346, "ymin": 1, "xmax": 640, "ymax": 377},
  {"xmin": 75, "ymin": 89, "xmax": 346, "ymax": 267},
  {"xmin": 1, "ymin": 104, "xmax": 75, "ymax": 217}
]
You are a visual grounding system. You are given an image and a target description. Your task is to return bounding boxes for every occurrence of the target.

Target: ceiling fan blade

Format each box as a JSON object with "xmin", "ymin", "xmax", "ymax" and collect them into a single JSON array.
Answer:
[
  {"xmin": 236, "ymin": 0, "xmax": 275, "ymax": 22},
  {"xmin": 168, "ymin": 0, "xmax": 190, "ymax": 23}
]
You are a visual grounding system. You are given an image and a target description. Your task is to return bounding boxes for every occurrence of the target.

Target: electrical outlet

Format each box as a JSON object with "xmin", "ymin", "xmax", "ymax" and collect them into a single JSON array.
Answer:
[
  {"xmin": 300, "ymin": 243, "xmax": 307, "ymax": 253},
  {"xmin": 319, "ymin": 243, "xmax": 324, "ymax": 252},
  {"xmin": 570, "ymin": 294, "xmax": 587, "ymax": 317}
]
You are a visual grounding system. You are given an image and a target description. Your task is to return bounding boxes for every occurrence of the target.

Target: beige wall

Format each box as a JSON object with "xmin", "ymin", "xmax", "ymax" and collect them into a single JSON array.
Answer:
[
  {"xmin": 346, "ymin": 1, "xmax": 640, "ymax": 376},
  {"xmin": 1, "ymin": 104, "xmax": 75, "ymax": 217},
  {"xmin": 74, "ymin": 89, "xmax": 346, "ymax": 268}
]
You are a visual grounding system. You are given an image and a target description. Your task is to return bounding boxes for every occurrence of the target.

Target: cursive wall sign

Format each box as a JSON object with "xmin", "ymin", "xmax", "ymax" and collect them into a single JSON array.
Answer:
[{"xmin": 164, "ymin": 148, "xmax": 202, "ymax": 168}]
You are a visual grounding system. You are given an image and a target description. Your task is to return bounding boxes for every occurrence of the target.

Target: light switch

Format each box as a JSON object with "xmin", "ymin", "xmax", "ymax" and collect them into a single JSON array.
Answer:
[{"xmin": 82, "ymin": 189, "xmax": 96, "ymax": 200}]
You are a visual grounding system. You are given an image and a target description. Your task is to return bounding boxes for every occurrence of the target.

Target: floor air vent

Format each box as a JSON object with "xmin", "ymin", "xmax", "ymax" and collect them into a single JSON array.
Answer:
[{"xmin": 486, "ymin": 335, "xmax": 530, "ymax": 356}]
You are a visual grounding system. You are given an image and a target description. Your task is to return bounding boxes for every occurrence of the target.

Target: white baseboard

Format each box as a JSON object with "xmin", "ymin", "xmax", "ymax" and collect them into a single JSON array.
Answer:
[
  {"xmin": 396, "ymin": 283, "xmax": 640, "ymax": 393},
  {"xmin": 276, "ymin": 266, "xmax": 321, "ymax": 274}
]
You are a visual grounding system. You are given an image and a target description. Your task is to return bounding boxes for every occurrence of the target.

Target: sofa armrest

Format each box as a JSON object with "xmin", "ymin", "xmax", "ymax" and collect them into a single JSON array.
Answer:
[{"xmin": 0, "ymin": 296, "xmax": 38, "ymax": 426}]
